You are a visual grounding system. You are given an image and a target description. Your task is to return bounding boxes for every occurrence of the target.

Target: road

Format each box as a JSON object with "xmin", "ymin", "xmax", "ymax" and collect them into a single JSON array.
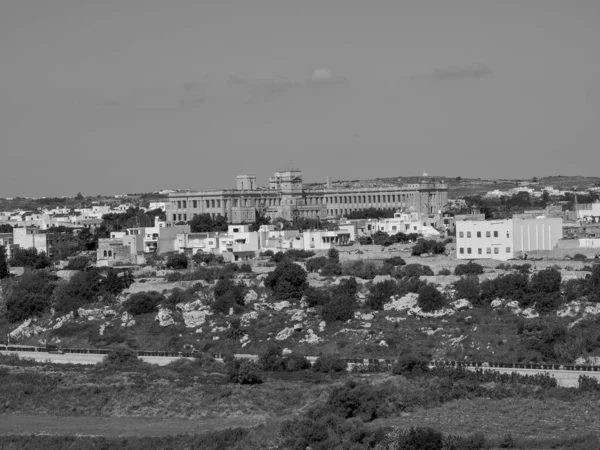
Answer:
[{"xmin": 2, "ymin": 350, "xmax": 598, "ymax": 387}]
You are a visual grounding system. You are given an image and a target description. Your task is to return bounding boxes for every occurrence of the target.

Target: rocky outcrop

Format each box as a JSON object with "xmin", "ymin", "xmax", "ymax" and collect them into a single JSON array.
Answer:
[
  {"xmin": 9, "ymin": 319, "xmax": 46, "ymax": 340},
  {"xmin": 176, "ymin": 300, "xmax": 205, "ymax": 313},
  {"xmin": 272, "ymin": 301, "xmax": 291, "ymax": 311},
  {"xmin": 383, "ymin": 293, "xmax": 418, "ymax": 312},
  {"xmin": 290, "ymin": 309, "xmax": 307, "ymax": 322},
  {"xmin": 52, "ymin": 312, "xmax": 74, "ymax": 330},
  {"xmin": 354, "ymin": 311, "xmax": 374, "ymax": 321},
  {"xmin": 244, "ymin": 290, "xmax": 259, "ymax": 304},
  {"xmin": 78, "ymin": 307, "xmax": 117, "ymax": 321},
  {"xmin": 300, "ymin": 329, "xmax": 322, "ymax": 344},
  {"xmin": 155, "ymin": 308, "xmax": 176, "ymax": 327},
  {"xmin": 120, "ymin": 312, "xmax": 136, "ymax": 327},
  {"xmin": 276, "ymin": 327, "xmax": 295, "ymax": 341},
  {"xmin": 241, "ymin": 311, "xmax": 258, "ymax": 326},
  {"xmin": 318, "ymin": 321, "xmax": 326, "ymax": 332},
  {"xmin": 451, "ymin": 299, "xmax": 473, "ymax": 311},
  {"xmin": 409, "ymin": 306, "xmax": 456, "ymax": 318}
]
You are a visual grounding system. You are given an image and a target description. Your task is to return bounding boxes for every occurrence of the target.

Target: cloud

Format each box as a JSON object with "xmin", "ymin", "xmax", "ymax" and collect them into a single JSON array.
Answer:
[{"xmin": 414, "ymin": 63, "xmax": 493, "ymax": 82}]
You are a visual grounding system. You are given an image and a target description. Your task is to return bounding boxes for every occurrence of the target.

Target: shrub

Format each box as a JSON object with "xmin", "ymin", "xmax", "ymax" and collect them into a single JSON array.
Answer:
[
  {"xmin": 166, "ymin": 253, "xmax": 188, "ymax": 269},
  {"xmin": 357, "ymin": 236, "xmax": 372, "ymax": 245},
  {"xmin": 165, "ymin": 271, "xmax": 183, "ymax": 282},
  {"xmin": 417, "ymin": 285, "xmax": 445, "ymax": 312},
  {"xmin": 322, "ymin": 296, "xmax": 355, "ymax": 322},
  {"xmin": 283, "ymin": 354, "xmax": 311, "ymax": 372},
  {"xmin": 573, "ymin": 253, "xmax": 588, "ymax": 261},
  {"xmin": 326, "ymin": 380, "xmax": 388, "ymax": 421},
  {"xmin": 391, "ymin": 353, "xmax": 430, "ymax": 376},
  {"xmin": 438, "ymin": 268, "xmax": 452, "ymax": 275},
  {"xmin": 411, "ymin": 239, "xmax": 445, "ymax": 256},
  {"xmin": 480, "ymin": 272, "xmax": 529, "ymax": 304},
  {"xmin": 259, "ymin": 250, "xmax": 274, "ymax": 257},
  {"xmin": 384, "ymin": 256, "xmax": 406, "ymax": 267},
  {"xmin": 260, "ymin": 345, "xmax": 285, "ymax": 371},
  {"xmin": 394, "ymin": 427, "xmax": 444, "ymax": 450},
  {"xmin": 65, "ymin": 256, "xmax": 90, "ymax": 271},
  {"xmin": 225, "ymin": 318, "xmax": 246, "ymax": 340},
  {"xmin": 304, "ymin": 286, "xmax": 330, "ymax": 307},
  {"xmin": 453, "ymin": 275, "xmax": 480, "ymax": 304},
  {"xmin": 400, "ymin": 264, "xmax": 434, "ymax": 278},
  {"xmin": 192, "ymin": 252, "xmax": 225, "ymax": 266},
  {"xmin": 306, "ymin": 256, "xmax": 328, "ymax": 273},
  {"xmin": 265, "ymin": 261, "xmax": 308, "ymax": 300},
  {"xmin": 320, "ymin": 262, "xmax": 342, "ymax": 276},
  {"xmin": 8, "ymin": 247, "xmax": 52, "ymax": 269},
  {"xmin": 101, "ymin": 346, "xmax": 140, "ymax": 368},
  {"xmin": 239, "ymin": 263, "xmax": 252, "ymax": 273},
  {"xmin": 227, "ymin": 359, "xmax": 264, "ymax": 384},
  {"xmin": 367, "ymin": 280, "xmax": 397, "ymax": 310},
  {"xmin": 342, "ymin": 260, "xmax": 378, "ymax": 280},
  {"xmin": 332, "ymin": 277, "xmax": 359, "ymax": 299},
  {"xmin": 327, "ymin": 247, "xmax": 340, "ymax": 262},
  {"xmin": 54, "ymin": 271, "xmax": 106, "ymax": 314},
  {"xmin": 312, "ymin": 355, "xmax": 347, "ymax": 373},
  {"xmin": 163, "ymin": 287, "xmax": 194, "ymax": 309},
  {"xmin": 123, "ymin": 291, "xmax": 166, "ymax": 315},
  {"xmin": 530, "ymin": 268, "xmax": 561, "ymax": 294},
  {"xmin": 454, "ymin": 262, "xmax": 484, "ymax": 276}
]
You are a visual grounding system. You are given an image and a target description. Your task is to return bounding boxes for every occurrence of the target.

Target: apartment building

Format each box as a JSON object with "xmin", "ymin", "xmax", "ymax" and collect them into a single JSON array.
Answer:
[{"xmin": 456, "ymin": 217, "xmax": 563, "ymax": 261}]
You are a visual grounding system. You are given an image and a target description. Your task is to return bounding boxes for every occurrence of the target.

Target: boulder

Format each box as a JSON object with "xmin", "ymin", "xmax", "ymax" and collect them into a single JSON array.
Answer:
[
  {"xmin": 451, "ymin": 299, "xmax": 473, "ymax": 311},
  {"xmin": 521, "ymin": 308, "xmax": 539, "ymax": 319},
  {"xmin": 276, "ymin": 327, "xmax": 295, "ymax": 341},
  {"xmin": 293, "ymin": 322, "xmax": 304, "ymax": 331},
  {"xmin": 372, "ymin": 275, "xmax": 393, "ymax": 284},
  {"xmin": 409, "ymin": 306, "xmax": 456, "ymax": 318},
  {"xmin": 155, "ymin": 308, "xmax": 176, "ymax": 327},
  {"xmin": 240, "ymin": 335, "xmax": 250, "ymax": 346},
  {"xmin": 300, "ymin": 329, "xmax": 322, "ymax": 344},
  {"xmin": 318, "ymin": 321, "xmax": 326, "ymax": 332},
  {"xmin": 99, "ymin": 322, "xmax": 111, "ymax": 336},
  {"xmin": 379, "ymin": 340, "xmax": 388, "ymax": 347},
  {"xmin": 176, "ymin": 300, "xmax": 205, "ymax": 313},
  {"xmin": 273, "ymin": 301, "xmax": 291, "ymax": 311},
  {"xmin": 384, "ymin": 293, "xmax": 418, "ymax": 312},
  {"xmin": 290, "ymin": 309, "xmax": 307, "ymax": 322},
  {"xmin": 78, "ymin": 307, "xmax": 117, "ymax": 321},
  {"xmin": 490, "ymin": 299, "xmax": 505, "ymax": 309},
  {"xmin": 182, "ymin": 310, "xmax": 212, "ymax": 328}
]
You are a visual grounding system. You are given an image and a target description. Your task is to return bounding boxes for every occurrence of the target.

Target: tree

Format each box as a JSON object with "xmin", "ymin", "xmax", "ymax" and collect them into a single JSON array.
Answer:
[
  {"xmin": 65, "ymin": 256, "xmax": 91, "ymax": 271},
  {"xmin": 265, "ymin": 261, "xmax": 308, "ymax": 300},
  {"xmin": 0, "ymin": 245, "xmax": 9, "ymax": 279},
  {"xmin": 123, "ymin": 291, "xmax": 166, "ymax": 315},
  {"xmin": 417, "ymin": 284, "xmax": 445, "ymax": 312},
  {"xmin": 327, "ymin": 247, "xmax": 340, "ymax": 263},
  {"xmin": 54, "ymin": 271, "xmax": 106, "ymax": 314},
  {"xmin": 8, "ymin": 248, "xmax": 52, "ymax": 270},
  {"xmin": 411, "ymin": 239, "xmax": 445, "ymax": 256},
  {"xmin": 453, "ymin": 275, "xmax": 480, "ymax": 304},
  {"xmin": 75, "ymin": 192, "xmax": 85, "ymax": 200},
  {"xmin": 5, "ymin": 271, "xmax": 59, "ymax": 323},
  {"xmin": 166, "ymin": 253, "xmax": 188, "ymax": 270},
  {"xmin": 367, "ymin": 280, "xmax": 397, "ymax": 310},
  {"xmin": 187, "ymin": 213, "xmax": 228, "ymax": 233}
]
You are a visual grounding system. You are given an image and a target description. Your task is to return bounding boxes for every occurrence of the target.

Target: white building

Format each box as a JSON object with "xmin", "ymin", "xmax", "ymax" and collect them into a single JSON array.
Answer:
[
  {"xmin": 456, "ymin": 217, "xmax": 563, "ymax": 261},
  {"xmin": 363, "ymin": 212, "xmax": 441, "ymax": 238}
]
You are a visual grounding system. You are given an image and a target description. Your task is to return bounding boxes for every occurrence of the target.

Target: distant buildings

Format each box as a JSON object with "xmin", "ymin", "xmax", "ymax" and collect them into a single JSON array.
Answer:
[{"xmin": 166, "ymin": 168, "xmax": 448, "ymax": 225}]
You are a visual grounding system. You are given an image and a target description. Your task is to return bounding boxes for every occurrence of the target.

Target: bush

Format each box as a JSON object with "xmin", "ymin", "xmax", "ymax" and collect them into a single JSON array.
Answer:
[
  {"xmin": 260, "ymin": 345, "xmax": 285, "ymax": 371},
  {"xmin": 417, "ymin": 285, "xmax": 445, "ymax": 312},
  {"xmin": 123, "ymin": 291, "xmax": 166, "ymax": 315},
  {"xmin": 342, "ymin": 260, "xmax": 378, "ymax": 280},
  {"xmin": 54, "ymin": 271, "xmax": 105, "ymax": 314},
  {"xmin": 306, "ymin": 256, "xmax": 328, "ymax": 273},
  {"xmin": 259, "ymin": 250, "xmax": 274, "ymax": 257},
  {"xmin": 8, "ymin": 247, "xmax": 52, "ymax": 269},
  {"xmin": 283, "ymin": 354, "xmax": 311, "ymax": 372},
  {"xmin": 327, "ymin": 247, "xmax": 340, "ymax": 262},
  {"xmin": 322, "ymin": 296, "xmax": 355, "ymax": 322},
  {"xmin": 384, "ymin": 256, "xmax": 406, "ymax": 267},
  {"xmin": 239, "ymin": 263, "xmax": 252, "ymax": 273},
  {"xmin": 438, "ymin": 268, "xmax": 452, "ymax": 275},
  {"xmin": 304, "ymin": 286, "xmax": 330, "ymax": 307},
  {"xmin": 320, "ymin": 262, "xmax": 342, "ymax": 276},
  {"xmin": 192, "ymin": 252, "xmax": 225, "ymax": 266},
  {"xmin": 400, "ymin": 264, "xmax": 434, "ymax": 278},
  {"xmin": 453, "ymin": 275, "xmax": 480, "ymax": 304},
  {"xmin": 227, "ymin": 359, "xmax": 264, "ymax": 384},
  {"xmin": 166, "ymin": 253, "xmax": 188, "ymax": 270},
  {"xmin": 265, "ymin": 261, "xmax": 308, "ymax": 300},
  {"xmin": 357, "ymin": 236, "xmax": 372, "ymax": 245},
  {"xmin": 454, "ymin": 262, "xmax": 484, "ymax": 276},
  {"xmin": 163, "ymin": 287, "xmax": 194, "ymax": 309},
  {"xmin": 367, "ymin": 280, "xmax": 397, "ymax": 310},
  {"xmin": 411, "ymin": 239, "xmax": 445, "ymax": 256},
  {"xmin": 65, "ymin": 256, "xmax": 90, "ymax": 271},
  {"xmin": 391, "ymin": 353, "xmax": 430, "ymax": 376},
  {"xmin": 312, "ymin": 355, "xmax": 347, "ymax": 373},
  {"xmin": 394, "ymin": 427, "xmax": 444, "ymax": 450},
  {"xmin": 326, "ymin": 380, "xmax": 389, "ymax": 421},
  {"xmin": 101, "ymin": 346, "xmax": 140, "ymax": 368},
  {"xmin": 573, "ymin": 253, "xmax": 588, "ymax": 261}
]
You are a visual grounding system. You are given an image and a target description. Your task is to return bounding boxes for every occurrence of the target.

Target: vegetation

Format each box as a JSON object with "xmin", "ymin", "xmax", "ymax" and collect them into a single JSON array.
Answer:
[
  {"xmin": 265, "ymin": 261, "xmax": 308, "ymax": 300},
  {"xmin": 8, "ymin": 247, "xmax": 52, "ymax": 269},
  {"xmin": 411, "ymin": 239, "xmax": 446, "ymax": 256},
  {"xmin": 166, "ymin": 253, "xmax": 188, "ymax": 270},
  {"xmin": 4, "ymin": 270, "xmax": 59, "ymax": 322},
  {"xmin": 123, "ymin": 291, "xmax": 166, "ymax": 315},
  {"xmin": 0, "ymin": 245, "xmax": 9, "ymax": 279}
]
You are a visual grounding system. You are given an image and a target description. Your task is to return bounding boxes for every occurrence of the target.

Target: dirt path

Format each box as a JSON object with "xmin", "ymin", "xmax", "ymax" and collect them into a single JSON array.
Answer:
[{"xmin": 0, "ymin": 414, "xmax": 270, "ymax": 437}]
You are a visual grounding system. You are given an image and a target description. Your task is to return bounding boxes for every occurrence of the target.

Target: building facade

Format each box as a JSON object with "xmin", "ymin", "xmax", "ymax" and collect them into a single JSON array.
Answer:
[
  {"xmin": 456, "ymin": 217, "xmax": 563, "ymax": 261},
  {"xmin": 167, "ymin": 169, "xmax": 448, "ymax": 225}
]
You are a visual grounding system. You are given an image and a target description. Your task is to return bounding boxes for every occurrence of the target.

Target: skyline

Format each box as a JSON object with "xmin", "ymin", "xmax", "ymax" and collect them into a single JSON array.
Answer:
[{"xmin": 2, "ymin": 0, "xmax": 600, "ymax": 197}]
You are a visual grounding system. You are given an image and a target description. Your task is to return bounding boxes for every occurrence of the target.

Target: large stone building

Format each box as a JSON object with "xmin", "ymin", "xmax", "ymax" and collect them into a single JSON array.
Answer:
[{"xmin": 166, "ymin": 169, "xmax": 448, "ymax": 225}]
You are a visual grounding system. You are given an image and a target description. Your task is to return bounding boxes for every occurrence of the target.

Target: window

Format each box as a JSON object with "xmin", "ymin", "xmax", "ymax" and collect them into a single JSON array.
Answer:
[
  {"xmin": 182, "ymin": 201, "xmax": 187, "ymax": 208},
  {"xmin": 477, "ymin": 231, "xmax": 481, "ymax": 238},
  {"xmin": 205, "ymin": 200, "xmax": 210, "ymax": 208},
  {"xmin": 494, "ymin": 248, "xmax": 499, "ymax": 254},
  {"xmin": 459, "ymin": 248, "xmax": 464, "ymax": 254},
  {"xmin": 467, "ymin": 248, "xmax": 472, "ymax": 254},
  {"xmin": 211, "ymin": 200, "xmax": 215, "ymax": 208},
  {"xmin": 467, "ymin": 232, "xmax": 471, "ymax": 238},
  {"xmin": 486, "ymin": 231, "xmax": 491, "ymax": 237},
  {"xmin": 217, "ymin": 200, "xmax": 221, "ymax": 208},
  {"xmin": 493, "ymin": 231, "xmax": 498, "ymax": 238},
  {"xmin": 459, "ymin": 231, "xmax": 464, "ymax": 238},
  {"xmin": 192, "ymin": 200, "xmax": 197, "ymax": 208},
  {"xmin": 177, "ymin": 201, "xmax": 181, "ymax": 209},
  {"xmin": 506, "ymin": 231, "xmax": 510, "ymax": 238},
  {"xmin": 172, "ymin": 214, "xmax": 176, "ymax": 221},
  {"xmin": 178, "ymin": 214, "xmax": 182, "ymax": 221},
  {"xmin": 478, "ymin": 248, "xmax": 482, "ymax": 254},
  {"xmin": 392, "ymin": 226, "xmax": 397, "ymax": 231},
  {"xmin": 506, "ymin": 247, "xmax": 511, "ymax": 253},
  {"xmin": 183, "ymin": 214, "xmax": 187, "ymax": 221},
  {"xmin": 486, "ymin": 248, "xmax": 491, "ymax": 254}
]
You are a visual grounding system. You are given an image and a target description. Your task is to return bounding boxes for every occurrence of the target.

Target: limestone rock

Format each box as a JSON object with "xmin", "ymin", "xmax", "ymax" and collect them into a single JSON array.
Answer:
[
  {"xmin": 52, "ymin": 312, "xmax": 74, "ymax": 330},
  {"xmin": 276, "ymin": 327, "xmax": 295, "ymax": 341},
  {"xmin": 384, "ymin": 293, "xmax": 418, "ymax": 312},
  {"xmin": 244, "ymin": 290, "xmax": 259, "ymax": 303},
  {"xmin": 521, "ymin": 307, "xmax": 539, "ymax": 319},
  {"xmin": 241, "ymin": 311, "xmax": 258, "ymax": 326},
  {"xmin": 490, "ymin": 299, "xmax": 505, "ymax": 309},
  {"xmin": 409, "ymin": 306, "xmax": 455, "ymax": 318},
  {"xmin": 273, "ymin": 301, "xmax": 291, "ymax": 311},
  {"xmin": 379, "ymin": 340, "xmax": 388, "ymax": 347},
  {"xmin": 99, "ymin": 322, "xmax": 111, "ymax": 336},
  {"xmin": 78, "ymin": 307, "xmax": 117, "ymax": 321},
  {"xmin": 282, "ymin": 348, "xmax": 292, "ymax": 355},
  {"xmin": 300, "ymin": 329, "xmax": 322, "ymax": 344},
  {"xmin": 176, "ymin": 300, "xmax": 205, "ymax": 313},
  {"xmin": 182, "ymin": 310, "xmax": 212, "ymax": 328},
  {"xmin": 354, "ymin": 311, "xmax": 374, "ymax": 321},
  {"xmin": 290, "ymin": 309, "xmax": 307, "ymax": 322},
  {"xmin": 9, "ymin": 319, "xmax": 46, "ymax": 340},
  {"xmin": 451, "ymin": 299, "xmax": 472, "ymax": 311},
  {"xmin": 372, "ymin": 275, "xmax": 393, "ymax": 284},
  {"xmin": 155, "ymin": 308, "xmax": 176, "ymax": 327},
  {"xmin": 294, "ymin": 322, "xmax": 304, "ymax": 331},
  {"xmin": 240, "ymin": 335, "xmax": 250, "ymax": 346},
  {"xmin": 318, "ymin": 321, "xmax": 326, "ymax": 332}
]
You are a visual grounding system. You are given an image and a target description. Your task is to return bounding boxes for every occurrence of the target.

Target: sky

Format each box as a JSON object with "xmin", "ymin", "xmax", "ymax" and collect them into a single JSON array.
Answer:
[{"xmin": 1, "ymin": 0, "xmax": 599, "ymax": 197}]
